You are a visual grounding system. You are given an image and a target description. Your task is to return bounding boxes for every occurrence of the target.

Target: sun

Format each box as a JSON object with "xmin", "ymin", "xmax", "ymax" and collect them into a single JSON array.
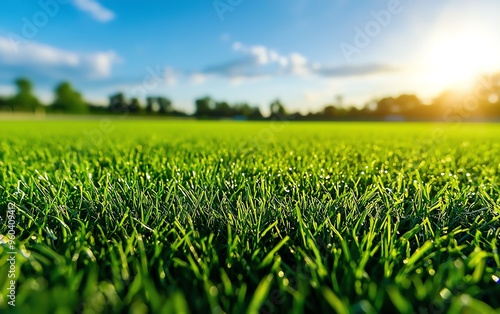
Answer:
[{"xmin": 420, "ymin": 27, "xmax": 500, "ymax": 90}]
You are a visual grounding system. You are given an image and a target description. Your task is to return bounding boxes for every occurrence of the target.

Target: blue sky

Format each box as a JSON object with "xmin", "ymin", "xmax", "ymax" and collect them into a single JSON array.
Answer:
[{"xmin": 1, "ymin": 0, "xmax": 500, "ymax": 113}]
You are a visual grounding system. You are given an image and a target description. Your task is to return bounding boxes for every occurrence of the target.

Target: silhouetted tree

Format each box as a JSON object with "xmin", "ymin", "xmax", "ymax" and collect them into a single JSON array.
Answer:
[
  {"xmin": 157, "ymin": 97, "xmax": 172, "ymax": 114},
  {"xmin": 146, "ymin": 97, "xmax": 155, "ymax": 114},
  {"xmin": 9, "ymin": 78, "xmax": 41, "ymax": 112},
  {"xmin": 52, "ymin": 82, "xmax": 88, "ymax": 114},
  {"xmin": 270, "ymin": 99, "xmax": 286, "ymax": 118},
  {"xmin": 375, "ymin": 97, "xmax": 397, "ymax": 117},
  {"xmin": 109, "ymin": 92, "xmax": 128, "ymax": 113},
  {"xmin": 215, "ymin": 101, "xmax": 232, "ymax": 117},
  {"xmin": 129, "ymin": 98, "xmax": 141, "ymax": 114},
  {"xmin": 394, "ymin": 94, "xmax": 423, "ymax": 118},
  {"xmin": 195, "ymin": 96, "xmax": 214, "ymax": 117},
  {"xmin": 323, "ymin": 105, "xmax": 336, "ymax": 117},
  {"xmin": 248, "ymin": 107, "xmax": 263, "ymax": 120},
  {"xmin": 347, "ymin": 107, "xmax": 362, "ymax": 118},
  {"xmin": 87, "ymin": 103, "xmax": 109, "ymax": 115},
  {"xmin": 0, "ymin": 96, "xmax": 6, "ymax": 111}
]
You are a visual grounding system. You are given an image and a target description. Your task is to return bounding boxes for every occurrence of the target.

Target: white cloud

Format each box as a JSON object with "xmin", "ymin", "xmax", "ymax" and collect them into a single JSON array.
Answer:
[
  {"xmin": 119, "ymin": 41, "xmax": 397, "ymax": 90},
  {"xmin": 0, "ymin": 36, "xmax": 120, "ymax": 79},
  {"xmin": 269, "ymin": 50, "xmax": 288, "ymax": 67},
  {"xmin": 0, "ymin": 37, "xmax": 78, "ymax": 67},
  {"xmin": 0, "ymin": 85, "xmax": 14, "ymax": 96},
  {"xmin": 85, "ymin": 51, "xmax": 119, "ymax": 78},
  {"xmin": 164, "ymin": 67, "xmax": 178, "ymax": 86},
  {"xmin": 289, "ymin": 52, "xmax": 309, "ymax": 75},
  {"xmin": 190, "ymin": 73, "xmax": 207, "ymax": 85},
  {"xmin": 72, "ymin": 0, "xmax": 115, "ymax": 23},
  {"xmin": 249, "ymin": 46, "xmax": 269, "ymax": 65},
  {"xmin": 232, "ymin": 42, "xmax": 289, "ymax": 68}
]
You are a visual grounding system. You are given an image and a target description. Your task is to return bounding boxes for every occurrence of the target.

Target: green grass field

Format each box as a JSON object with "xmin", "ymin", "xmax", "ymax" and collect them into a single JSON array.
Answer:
[{"xmin": 1, "ymin": 121, "xmax": 499, "ymax": 313}]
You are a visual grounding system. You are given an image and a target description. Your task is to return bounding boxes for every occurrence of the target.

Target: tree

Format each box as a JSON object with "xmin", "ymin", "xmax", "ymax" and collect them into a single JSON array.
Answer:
[
  {"xmin": 323, "ymin": 105, "xmax": 336, "ymax": 117},
  {"xmin": 375, "ymin": 97, "xmax": 397, "ymax": 117},
  {"xmin": 270, "ymin": 99, "xmax": 286, "ymax": 117},
  {"xmin": 129, "ymin": 98, "xmax": 141, "ymax": 114},
  {"xmin": 109, "ymin": 92, "xmax": 128, "ymax": 113},
  {"xmin": 146, "ymin": 97, "xmax": 155, "ymax": 114},
  {"xmin": 394, "ymin": 94, "xmax": 423, "ymax": 118},
  {"xmin": 248, "ymin": 107, "xmax": 263, "ymax": 120},
  {"xmin": 157, "ymin": 97, "xmax": 172, "ymax": 114},
  {"xmin": 195, "ymin": 96, "xmax": 214, "ymax": 117},
  {"xmin": 0, "ymin": 96, "xmax": 6, "ymax": 111},
  {"xmin": 52, "ymin": 82, "xmax": 88, "ymax": 114},
  {"xmin": 232, "ymin": 103, "xmax": 250, "ymax": 117},
  {"xmin": 214, "ymin": 101, "xmax": 232, "ymax": 117},
  {"xmin": 9, "ymin": 78, "xmax": 41, "ymax": 112}
]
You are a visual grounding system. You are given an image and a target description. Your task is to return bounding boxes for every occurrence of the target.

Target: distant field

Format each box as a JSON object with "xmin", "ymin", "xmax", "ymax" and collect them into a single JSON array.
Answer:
[{"xmin": 1, "ymin": 121, "xmax": 499, "ymax": 313}]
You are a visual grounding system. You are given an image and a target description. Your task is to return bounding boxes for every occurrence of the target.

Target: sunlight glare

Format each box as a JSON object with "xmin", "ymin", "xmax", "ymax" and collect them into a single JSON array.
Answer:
[{"xmin": 422, "ymin": 27, "xmax": 499, "ymax": 89}]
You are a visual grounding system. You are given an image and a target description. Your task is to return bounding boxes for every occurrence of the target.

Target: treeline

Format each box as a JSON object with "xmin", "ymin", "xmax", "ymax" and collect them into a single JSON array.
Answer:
[
  {"xmin": 1, "ymin": 74, "xmax": 500, "ymax": 121},
  {"xmin": 0, "ymin": 78, "xmax": 190, "ymax": 117}
]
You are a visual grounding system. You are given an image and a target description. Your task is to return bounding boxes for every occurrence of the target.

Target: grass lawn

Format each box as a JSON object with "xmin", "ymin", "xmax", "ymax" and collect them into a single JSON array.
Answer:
[{"xmin": 1, "ymin": 120, "xmax": 499, "ymax": 313}]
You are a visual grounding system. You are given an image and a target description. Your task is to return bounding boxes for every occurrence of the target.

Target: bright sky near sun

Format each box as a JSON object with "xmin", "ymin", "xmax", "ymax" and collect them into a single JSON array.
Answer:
[{"xmin": 1, "ymin": 0, "xmax": 500, "ymax": 113}]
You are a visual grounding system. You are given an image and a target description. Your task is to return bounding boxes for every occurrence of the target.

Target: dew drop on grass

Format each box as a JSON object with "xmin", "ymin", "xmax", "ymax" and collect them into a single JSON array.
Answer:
[
  {"xmin": 209, "ymin": 286, "xmax": 219, "ymax": 296},
  {"xmin": 440, "ymin": 288, "xmax": 452, "ymax": 299},
  {"xmin": 460, "ymin": 295, "xmax": 471, "ymax": 305},
  {"xmin": 492, "ymin": 275, "xmax": 500, "ymax": 283}
]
